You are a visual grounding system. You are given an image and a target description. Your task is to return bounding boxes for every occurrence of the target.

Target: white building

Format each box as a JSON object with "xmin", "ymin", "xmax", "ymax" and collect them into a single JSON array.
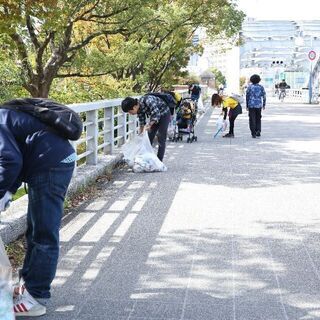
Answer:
[
  {"xmin": 187, "ymin": 32, "xmax": 240, "ymax": 93},
  {"xmin": 186, "ymin": 19, "xmax": 320, "ymax": 93},
  {"xmin": 240, "ymin": 19, "xmax": 320, "ymax": 89}
]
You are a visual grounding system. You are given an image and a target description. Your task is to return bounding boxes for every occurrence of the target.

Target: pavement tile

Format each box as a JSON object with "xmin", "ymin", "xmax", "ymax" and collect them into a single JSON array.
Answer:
[
  {"xmin": 39, "ymin": 102, "xmax": 320, "ymax": 320},
  {"xmin": 77, "ymin": 299, "xmax": 135, "ymax": 319},
  {"xmin": 128, "ymin": 300, "xmax": 184, "ymax": 319},
  {"xmin": 182, "ymin": 301, "xmax": 232, "ymax": 320}
]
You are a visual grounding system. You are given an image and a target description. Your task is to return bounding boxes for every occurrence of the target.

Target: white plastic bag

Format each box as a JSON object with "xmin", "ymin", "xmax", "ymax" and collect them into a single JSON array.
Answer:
[
  {"xmin": 230, "ymin": 93, "xmax": 244, "ymax": 104},
  {"xmin": 0, "ymin": 192, "xmax": 12, "ymax": 213},
  {"xmin": 214, "ymin": 115, "xmax": 228, "ymax": 138},
  {"xmin": 167, "ymin": 116, "xmax": 175, "ymax": 140},
  {"xmin": 197, "ymin": 96, "xmax": 205, "ymax": 113},
  {"xmin": 0, "ymin": 237, "xmax": 14, "ymax": 320},
  {"xmin": 122, "ymin": 131, "xmax": 167, "ymax": 173}
]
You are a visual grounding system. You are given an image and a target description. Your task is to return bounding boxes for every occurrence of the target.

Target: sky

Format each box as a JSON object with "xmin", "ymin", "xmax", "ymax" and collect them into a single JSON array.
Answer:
[{"xmin": 237, "ymin": 0, "xmax": 320, "ymax": 20}]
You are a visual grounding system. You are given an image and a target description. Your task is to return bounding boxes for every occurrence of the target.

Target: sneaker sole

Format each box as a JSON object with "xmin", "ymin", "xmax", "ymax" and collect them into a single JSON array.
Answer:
[{"xmin": 15, "ymin": 306, "xmax": 46, "ymax": 317}]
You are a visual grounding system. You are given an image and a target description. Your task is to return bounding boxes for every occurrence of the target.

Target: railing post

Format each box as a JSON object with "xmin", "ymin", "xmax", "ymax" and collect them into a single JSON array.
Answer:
[
  {"xmin": 135, "ymin": 117, "xmax": 139, "ymax": 136},
  {"xmin": 128, "ymin": 115, "xmax": 136, "ymax": 140},
  {"xmin": 86, "ymin": 110, "xmax": 98, "ymax": 165},
  {"xmin": 104, "ymin": 107, "xmax": 112, "ymax": 154},
  {"xmin": 70, "ymin": 140, "xmax": 78, "ymax": 175},
  {"xmin": 110, "ymin": 106, "xmax": 115, "ymax": 154},
  {"xmin": 123, "ymin": 111, "xmax": 127, "ymax": 145}
]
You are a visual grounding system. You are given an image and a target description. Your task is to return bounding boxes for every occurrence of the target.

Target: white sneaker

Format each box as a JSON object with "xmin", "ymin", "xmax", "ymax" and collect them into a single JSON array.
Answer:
[
  {"xmin": 13, "ymin": 284, "xmax": 25, "ymax": 298},
  {"xmin": 13, "ymin": 288, "xmax": 46, "ymax": 317},
  {"xmin": 13, "ymin": 272, "xmax": 25, "ymax": 298}
]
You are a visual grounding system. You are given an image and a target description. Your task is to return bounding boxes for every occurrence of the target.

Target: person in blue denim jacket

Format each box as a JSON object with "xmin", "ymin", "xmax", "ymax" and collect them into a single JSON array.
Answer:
[
  {"xmin": 0, "ymin": 104, "xmax": 76, "ymax": 317},
  {"xmin": 246, "ymin": 74, "xmax": 266, "ymax": 138}
]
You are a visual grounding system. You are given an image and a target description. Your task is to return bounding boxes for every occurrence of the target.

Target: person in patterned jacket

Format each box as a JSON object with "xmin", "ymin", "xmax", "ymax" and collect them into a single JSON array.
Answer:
[
  {"xmin": 121, "ymin": 95, "xmax": 171, "ymax": 161},
  {"xmin": 246, "ymin": 74, "xmax": 266, "ymax": 138}
]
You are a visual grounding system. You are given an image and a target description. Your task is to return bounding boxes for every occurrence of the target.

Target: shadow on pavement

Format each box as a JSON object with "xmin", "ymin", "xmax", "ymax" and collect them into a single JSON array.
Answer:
[{"xmin": 37, "ymin": 102, "xmax": 320, "ymax": 320}]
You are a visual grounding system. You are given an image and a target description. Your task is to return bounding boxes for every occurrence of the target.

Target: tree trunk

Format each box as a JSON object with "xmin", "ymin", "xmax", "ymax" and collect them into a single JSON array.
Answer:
[{"xmin": 23, "ymin": 78, "xmax": 53, "ymax": 98}]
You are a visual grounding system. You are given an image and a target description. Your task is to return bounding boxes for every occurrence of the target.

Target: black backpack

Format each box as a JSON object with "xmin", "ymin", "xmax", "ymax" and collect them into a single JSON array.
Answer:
[
  {"xmin": 0, "ymin": 98, "xmax": 83, "ymax": 140},
  {"xmin": 146, "ymin": 92, "xmax": 177, "ymax": 113}
]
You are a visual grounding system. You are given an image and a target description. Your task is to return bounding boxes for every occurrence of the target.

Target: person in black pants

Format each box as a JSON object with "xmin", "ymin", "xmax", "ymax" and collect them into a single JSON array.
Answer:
[
  {"xmin": 211, "ymin": 94, "xmax": 242, "ymax": 138},
  {"xmin": 246, "ymin": 74, "xmax": 266, "ymax": 138},
  {"xmin": 121, "ymin": 95, "xmax": 171, "ymax": 161}
]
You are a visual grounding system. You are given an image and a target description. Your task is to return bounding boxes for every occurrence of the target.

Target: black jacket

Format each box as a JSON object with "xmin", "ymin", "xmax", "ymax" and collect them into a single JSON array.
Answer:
[{"xmin": 0, "ymin": 109, "xmax": 75, "ymax": 198}]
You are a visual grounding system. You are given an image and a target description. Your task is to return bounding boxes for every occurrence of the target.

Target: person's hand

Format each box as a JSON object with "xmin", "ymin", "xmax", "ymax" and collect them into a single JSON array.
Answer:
[
  {"xmin": 0, "ymin": 192, "xmax": 12, "ymax": 212},
  {"xmin": 138, "ymin": 126, "xmax": 144, "ymax": 135},
  {"xmin": 262, "ymin": 106, "xmax": 265, "ymax": 110},
  {"xmin": 144, "ymin": 122, "xmax": 154, "ymax": 132}
]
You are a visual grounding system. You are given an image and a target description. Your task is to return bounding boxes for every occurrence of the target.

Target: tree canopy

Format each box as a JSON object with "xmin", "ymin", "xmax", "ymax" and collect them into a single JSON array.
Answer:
[{"xmin": 0, "ymin": 0, "xmax": 245, "ymax": 101}]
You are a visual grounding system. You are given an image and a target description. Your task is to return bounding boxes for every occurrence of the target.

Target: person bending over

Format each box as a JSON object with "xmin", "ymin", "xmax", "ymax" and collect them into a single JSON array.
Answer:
[
  {"xmin": 121, "ymin": 95, "xmax": 171, "ymax": 161},
  {"xmin": 211, "ymin": 94, "xmax": 242, "ymax": 138}
]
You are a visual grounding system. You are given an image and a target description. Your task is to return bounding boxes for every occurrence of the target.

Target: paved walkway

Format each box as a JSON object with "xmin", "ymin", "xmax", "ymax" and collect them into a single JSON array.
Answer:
[{"xmin": 40, "ymin": 101, "xmax": 320, "ymax": 320}]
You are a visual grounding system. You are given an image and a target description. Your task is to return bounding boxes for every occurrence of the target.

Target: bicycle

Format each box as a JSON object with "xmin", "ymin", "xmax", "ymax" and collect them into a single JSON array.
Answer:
[{"xmin": 279, "ymin": 89, "xmax": 286, "ymax": 102}]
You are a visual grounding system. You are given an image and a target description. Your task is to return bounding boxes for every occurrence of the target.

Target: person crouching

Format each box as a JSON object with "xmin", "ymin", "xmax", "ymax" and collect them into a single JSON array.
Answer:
[{"xmin": 121, "ymin": 95, "xmax": 171, "ymax": 162}]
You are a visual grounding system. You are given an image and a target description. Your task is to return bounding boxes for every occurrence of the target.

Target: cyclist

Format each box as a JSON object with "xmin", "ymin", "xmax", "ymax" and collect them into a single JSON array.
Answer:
[{"xmin": 278, "ymin": 79, "xmax": 288, "ymax": 100}]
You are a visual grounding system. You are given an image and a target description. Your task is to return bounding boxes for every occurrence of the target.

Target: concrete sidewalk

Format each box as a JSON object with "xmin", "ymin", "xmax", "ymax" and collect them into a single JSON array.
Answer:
[{"xmin": 29, "ymin": 101, "xmax": 320, "ymax": 319}]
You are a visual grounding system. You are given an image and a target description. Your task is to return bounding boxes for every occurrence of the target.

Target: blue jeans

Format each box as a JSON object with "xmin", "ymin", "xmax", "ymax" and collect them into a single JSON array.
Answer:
[
  {"xmin": 21, "ymin": 162, "xmax": 74, "ymax": 299},
  {"xmin": 191, "ymin": 94, "xmax": 200, "ymax": 102}
]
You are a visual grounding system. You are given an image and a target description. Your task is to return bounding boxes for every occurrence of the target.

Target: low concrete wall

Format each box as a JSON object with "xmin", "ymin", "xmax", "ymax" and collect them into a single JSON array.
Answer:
[{"xmin": 0, "ymin": 153, "xmax": 123, "ymax": 245}]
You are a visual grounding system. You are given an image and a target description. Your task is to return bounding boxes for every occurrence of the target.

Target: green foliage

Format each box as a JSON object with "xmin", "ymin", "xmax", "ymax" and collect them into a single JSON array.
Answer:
[
  {"xmin": 50, "ymin": 75, "xmax": 135, "ymax": 104},
  {"xmin": 179, "ymin": 73, "xmax": 201, "ymax": 86},
  {"xmin": 211, "ymin": 68, "xmax": 226, "ymax": 87},
  {"xmin": 0, "ymin": 49, "xmax": 28, "ymax": 102},
  {"xmin": 0, "ymin": 0, "xmax": 245, "ymax": 100},
  {"xmin": 12, "ymin": 187, "xmax": 26, "ymax": 201},
  {"xmin": 240, "ymin": 76, "xmax": 247, "ymax": 93}
]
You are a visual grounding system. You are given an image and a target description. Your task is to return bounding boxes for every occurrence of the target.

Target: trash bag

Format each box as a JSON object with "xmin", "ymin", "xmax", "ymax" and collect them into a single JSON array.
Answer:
[
  {"xmin": 214, "ymin": 115, "xmax": 228, "ymax": 138},
  {"xmin": 0, "ymin": 236, "xmax": 14, "ymax": 320},
  {"xmin": 167, "ymin": 116, "xmax": 175, "ymax": 140},
  {"xmin": 197, "ymin": 96, "xmax": 205, "ymax": 113},
  {"xmin": 230, "ymin": 93, "xmax": 244, "ymax": 104},
  {"xmin": 122, "ymin": 131, "xmax": 167, "ymax": 173}
]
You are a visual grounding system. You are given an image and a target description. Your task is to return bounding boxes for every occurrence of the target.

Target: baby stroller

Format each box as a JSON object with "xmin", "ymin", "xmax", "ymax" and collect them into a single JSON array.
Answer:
[{"xmin": 172, "ymin": 98, "xmax": 197, "ymax": 143}]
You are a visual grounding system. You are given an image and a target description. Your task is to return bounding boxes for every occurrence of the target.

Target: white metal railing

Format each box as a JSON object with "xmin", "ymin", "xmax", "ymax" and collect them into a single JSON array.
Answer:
[
  {"xmin": 67, "ymin": 90, "xmax": 193, "ymax": 171},
  {"xmin": 285, "ymin": 89, "xmax": 309, "ymax": 102},
  {"xmin": 266, "ymin": 88, "xmax": 310, "ymax": 103},
  {"xmin": 68, "ymin": 98, "xmax": 138, "ymax": 171}
]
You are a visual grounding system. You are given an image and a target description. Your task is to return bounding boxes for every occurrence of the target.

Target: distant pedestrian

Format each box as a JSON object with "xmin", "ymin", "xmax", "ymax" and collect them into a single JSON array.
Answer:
[
  {"xmin": 188, "ymin": 84, "xmax": 201, "ymax": 102},
  {"xmin": 246, "ymin": 74, "xmax": 266, "ymax": 138},
  {"xmin": 217, "ymin": 84, "xmax": 224, "ymax": 96},
  {"xmin": 121, "ymin": 95, "xmax": 171, "ymax": 161},
  {"xmin": 211, "ymin": 94, "xmax": 242, "ymax": 138}
]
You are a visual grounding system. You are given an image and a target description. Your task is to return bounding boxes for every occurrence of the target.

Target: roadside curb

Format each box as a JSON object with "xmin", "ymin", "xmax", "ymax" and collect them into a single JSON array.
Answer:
[{"xmin": 0, "ymin": 153, "xmax": 123, "ymax": 244}]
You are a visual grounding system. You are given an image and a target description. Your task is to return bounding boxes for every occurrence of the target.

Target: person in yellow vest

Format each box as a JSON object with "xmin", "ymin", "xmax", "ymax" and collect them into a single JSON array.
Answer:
[
  {"xmin": 211, "ymin": 93, "xmax": 242, "ymax": 138},
  {"xmin": 172, "ymin": 91, "xmax": 182, "ymax": 108},
  {"xmin": 161, "ymin": 89, "xmax": 182, "ymax": 115}
]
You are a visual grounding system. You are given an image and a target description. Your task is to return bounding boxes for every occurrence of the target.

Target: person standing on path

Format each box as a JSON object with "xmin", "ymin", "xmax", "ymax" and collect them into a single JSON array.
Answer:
[
  {"xmin": 246, "ymin": 74, "xmax": 266, "ymax": 138},
  {"xmin": 0, "ymin": 101, "xmax": 76, "ymax": 317},
  {"xmin": 121, "ymin": 95, "xmax": 171, "ymax": 162},
  {"xmin": 211, "ymin": 94, "xmax": 242, "ymax": 138},
  {"xmin": 188, "ymin": 84, "xmax": 201, "ymax": 102}
]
